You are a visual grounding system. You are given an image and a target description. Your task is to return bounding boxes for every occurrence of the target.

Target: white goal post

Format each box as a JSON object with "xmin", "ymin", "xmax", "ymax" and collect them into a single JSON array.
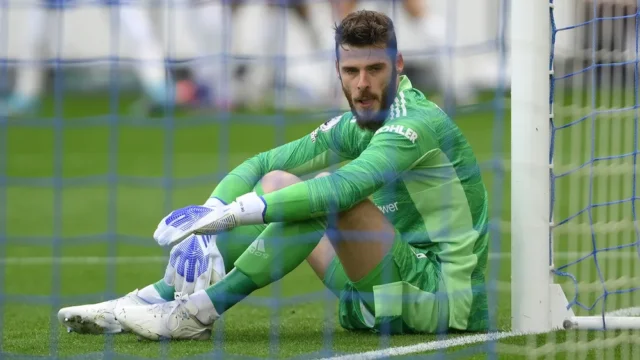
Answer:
[{"xmin": 511, "ymin": 0, "xmax": 640, "ymax": 332}]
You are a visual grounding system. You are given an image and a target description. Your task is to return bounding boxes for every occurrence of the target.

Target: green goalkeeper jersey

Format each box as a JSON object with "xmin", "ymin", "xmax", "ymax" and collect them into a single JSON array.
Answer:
[{"xmin": 212, "ymin": 75, "xmax": 489, "ymax": 331}]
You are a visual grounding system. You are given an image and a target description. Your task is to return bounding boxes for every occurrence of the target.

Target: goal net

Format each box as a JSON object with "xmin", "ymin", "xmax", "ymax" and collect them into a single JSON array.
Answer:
[
  {"xmin": 512, "ymin": 0, "xmax": 640, "ymax": 336},
  {"xmin": 2, "ymin": 0, "xmax": 639, "ymax": 358},
  {"xmin": 0, "ymin": 0, "xmax": 508, "ymax": 358}
]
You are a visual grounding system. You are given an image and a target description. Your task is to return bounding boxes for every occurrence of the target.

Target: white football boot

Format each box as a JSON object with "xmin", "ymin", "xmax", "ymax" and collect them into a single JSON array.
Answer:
[
  {"xmin": 117, "ymin": 292, "xmax": 216, "ymax": 341},
  {"xmin": 57, "ymin": 289, "xmax": 152, "ymax": 334}
]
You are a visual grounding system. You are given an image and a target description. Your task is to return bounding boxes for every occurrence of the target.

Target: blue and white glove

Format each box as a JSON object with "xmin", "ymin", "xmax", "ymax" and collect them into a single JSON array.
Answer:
[
  {"xmin": 154, "ymin": 193, "xmax": 266, "ymax": 247},
  {"xmin": 163, "ymin": 234, "xmax": 226, "ymax": 295}
]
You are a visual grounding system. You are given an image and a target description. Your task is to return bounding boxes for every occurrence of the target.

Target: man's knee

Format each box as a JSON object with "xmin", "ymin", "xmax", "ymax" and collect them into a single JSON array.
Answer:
[
  {"xmin": 312, "ymin": 172, "xmax": 382, "ymax": 229},
  {"xmin": 260, "ymin": 170, "xmax": 301, "ymax": 194}
]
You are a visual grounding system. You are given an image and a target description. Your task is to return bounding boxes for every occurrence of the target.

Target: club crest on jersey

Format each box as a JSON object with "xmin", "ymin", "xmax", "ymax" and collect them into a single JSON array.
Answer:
[
  {"xmin": 310, "ymin": 128, "xmax": 319, "ymax": 143},
  {"xmin": 374, "ymin": 125, "xmax": 419, "ymax": 143}
]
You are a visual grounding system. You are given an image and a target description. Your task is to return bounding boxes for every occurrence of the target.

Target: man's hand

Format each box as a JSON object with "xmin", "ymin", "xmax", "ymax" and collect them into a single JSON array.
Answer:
[
  {"xmin": 154, "ymin": 205, "xmax": 221, "ymax": 246},
  {"xmin": 154, "ymin": 193, "xmax": 267, "ymax": 246},
  {"xmin": 153, "ymin": 197, "xmax": 226, "ymax": 246},
  {"xmin": 163, "ymin": 234, "xmax": 226, "ymax": 295}
]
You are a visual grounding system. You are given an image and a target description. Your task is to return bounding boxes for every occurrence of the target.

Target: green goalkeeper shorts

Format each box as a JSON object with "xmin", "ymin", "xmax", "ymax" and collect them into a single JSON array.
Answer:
[{"xmin": 322, "ymin": 231, "xmax": 449, "ymax": 334}]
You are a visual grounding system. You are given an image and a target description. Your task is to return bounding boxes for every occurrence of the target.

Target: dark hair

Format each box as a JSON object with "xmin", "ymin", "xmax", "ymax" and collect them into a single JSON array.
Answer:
[{"xmin": 333, "ymin": 10, "xmax": 398, "ymax": 61}]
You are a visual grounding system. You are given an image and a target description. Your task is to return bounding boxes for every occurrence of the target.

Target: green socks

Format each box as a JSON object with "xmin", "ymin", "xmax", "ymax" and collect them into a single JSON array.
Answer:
[
  {"xmin": 205, "ymin": 217, "xmax": 326, "ymax": 314},
  {"xmin": 205, "ymin": 269, "xmax": 259, "ymax": 314},
  {"xmin": 152, "ymin": 280, "xmax": 176, "ymax": 302}
]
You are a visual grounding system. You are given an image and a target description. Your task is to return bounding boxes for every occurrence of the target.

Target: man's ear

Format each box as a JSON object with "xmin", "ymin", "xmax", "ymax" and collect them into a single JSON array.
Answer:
[
  {"xmin": 335, "ymin": 60, "xmax": 341, "ymax": 79},
  {"xmin": 396, "ymin": 52, "xmax": 404, "ymax": 74}
]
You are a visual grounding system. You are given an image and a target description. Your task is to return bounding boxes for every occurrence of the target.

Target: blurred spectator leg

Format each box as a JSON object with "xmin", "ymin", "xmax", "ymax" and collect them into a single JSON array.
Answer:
[
  {"xmin": 177, "ymin": 0, "xmax": 235, "ymax": 111},
  {"xmin": 4, "ymin": 2, "xmax": 51, "ymax": 117},
  {"xmin": 330, "ymin": 0, "xmax": 357, "ymax": 21},
  {"xmin": 404, "ymin": 0, "xmax": 476, "ymax": 107},
  {"xmin": 235, "ymin": 2, "xmax": 279, "ymax": 110},
  {"xmin": 284, "ymin": 1, "xmax": 334, "ymax": 109},
  {"xmin": 117, "ymin": 1, "xmax": 174, "ymax": 111},
  {"xmin": 291, "ymin": 3, "xmax": 323, "ymax": 48}
]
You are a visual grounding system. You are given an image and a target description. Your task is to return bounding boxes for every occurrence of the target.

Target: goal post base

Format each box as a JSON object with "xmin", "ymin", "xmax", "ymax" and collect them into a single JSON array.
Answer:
[
  {"xmin": 563, "ymin": 316, "xmax": 640, "ymax": 330},
  {"xmin": 550, "ymin": 284, "xmax": 576, "ymax": 330},
  {"xmin": 552, "ymin": 285, "xmax": 640, "ymax": 330}
]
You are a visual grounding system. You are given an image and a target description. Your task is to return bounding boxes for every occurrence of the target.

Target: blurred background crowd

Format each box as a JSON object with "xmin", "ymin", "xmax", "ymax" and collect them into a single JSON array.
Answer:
[{"xmin": 0, "ymin": 0, "xmax": 637, "ymax": 117}]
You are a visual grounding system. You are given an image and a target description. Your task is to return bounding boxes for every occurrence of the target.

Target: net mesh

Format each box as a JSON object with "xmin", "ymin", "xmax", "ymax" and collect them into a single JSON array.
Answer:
[
  {"xmin": 11, "ymin": 0, "xmax": 630, "ymax": 358},
  {"xmin": 550, "ymin": 0, "xmax": 640, "ymax": 328}
]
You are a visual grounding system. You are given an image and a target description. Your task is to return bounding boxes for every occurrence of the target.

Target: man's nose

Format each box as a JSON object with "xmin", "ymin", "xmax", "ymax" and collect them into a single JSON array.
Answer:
[{"xmin": 357, "ymin": 71, "xmax": 370, "ymax": 90}]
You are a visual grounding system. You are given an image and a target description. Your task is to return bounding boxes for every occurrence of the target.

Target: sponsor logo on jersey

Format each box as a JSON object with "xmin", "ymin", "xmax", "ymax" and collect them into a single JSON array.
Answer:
[
  {"xmin": 377, "ymin": 202, "xmax": 399, "ymax": 214},
  {"xmin": 374, "ymin": 125, "xmax": 419, "ymax": 143}
]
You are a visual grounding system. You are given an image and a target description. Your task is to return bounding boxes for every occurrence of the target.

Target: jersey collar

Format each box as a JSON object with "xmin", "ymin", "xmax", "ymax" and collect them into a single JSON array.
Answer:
[{"xmin": 397, "ymin": 75, "xmax": 412, "ymax": 93}]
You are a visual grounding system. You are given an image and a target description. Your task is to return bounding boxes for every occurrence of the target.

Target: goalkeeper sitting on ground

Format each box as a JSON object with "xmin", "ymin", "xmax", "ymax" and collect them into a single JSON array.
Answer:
[{"xmin": 58, "ymin": 10, "xmax": 489, "ymax": 340}]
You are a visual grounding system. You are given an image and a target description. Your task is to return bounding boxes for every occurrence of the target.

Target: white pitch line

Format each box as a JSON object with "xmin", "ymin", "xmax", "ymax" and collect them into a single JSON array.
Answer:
[
  {"xmin": 0, "ymin": 254, "xmax": 636, "ymax": 359},
  {"xmin": 320, "ymin": 331, "xmax": 533, "ymax": 360},
  {"xmin": 604, "ymin": 307, "xmax": 640, "ymax": 317},
  {"xmin": 321, "ymin": 305, "xmax": 640, "ymax": 360},
  {"xmin": 489, "ymin": 251, "xmax": 640, "ymax": 260}
]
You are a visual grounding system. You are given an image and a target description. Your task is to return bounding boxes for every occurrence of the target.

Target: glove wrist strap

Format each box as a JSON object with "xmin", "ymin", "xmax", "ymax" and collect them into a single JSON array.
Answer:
[{"xmin": 231, "ymin": 192, "xmax": 266, "ymax": 225}]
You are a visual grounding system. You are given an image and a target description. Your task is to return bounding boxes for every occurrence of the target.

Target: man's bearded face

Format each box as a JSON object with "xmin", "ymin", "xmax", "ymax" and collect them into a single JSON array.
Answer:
[{"xmin": 337, "ymin": 45, "xmax": 398, "ymax": 131}]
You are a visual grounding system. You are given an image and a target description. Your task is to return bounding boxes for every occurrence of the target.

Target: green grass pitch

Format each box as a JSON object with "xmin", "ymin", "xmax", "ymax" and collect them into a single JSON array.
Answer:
[{"xmin": 1, "ymin": 92, "xmax": 639, "ymax": 359}]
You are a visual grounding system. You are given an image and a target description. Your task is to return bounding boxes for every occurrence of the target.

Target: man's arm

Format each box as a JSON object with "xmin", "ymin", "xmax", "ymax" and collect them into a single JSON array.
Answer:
[
  {"xmin": 210, "ymin": 115, "xmax": 352, "ymax": 204},
  {"xmin": 153, "ymin": 119, "xmax": 440, "ymax": 246},
  {"xmin": 260, "ymin": 120, "xmax": 439, "ymax": 222}
]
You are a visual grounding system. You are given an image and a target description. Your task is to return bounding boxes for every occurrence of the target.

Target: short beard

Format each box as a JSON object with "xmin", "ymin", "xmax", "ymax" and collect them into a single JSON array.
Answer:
[
  {"xmin": 344, "ymin": 86, "xmax": 388, "ymax": 132},
  {"xmin": 343, "ymin": 72, "xmax": 398, "ymax": 132}
]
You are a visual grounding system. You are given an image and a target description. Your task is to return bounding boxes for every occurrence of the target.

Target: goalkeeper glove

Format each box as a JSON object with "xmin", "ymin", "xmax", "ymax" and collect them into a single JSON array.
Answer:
[
  {"xmin": 163, "ymin": 234, "xmax": 226, "ymax": 295},
  {"xmin": 154, "ymin": 192, "xmax": 266, "ymax": 247}
]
